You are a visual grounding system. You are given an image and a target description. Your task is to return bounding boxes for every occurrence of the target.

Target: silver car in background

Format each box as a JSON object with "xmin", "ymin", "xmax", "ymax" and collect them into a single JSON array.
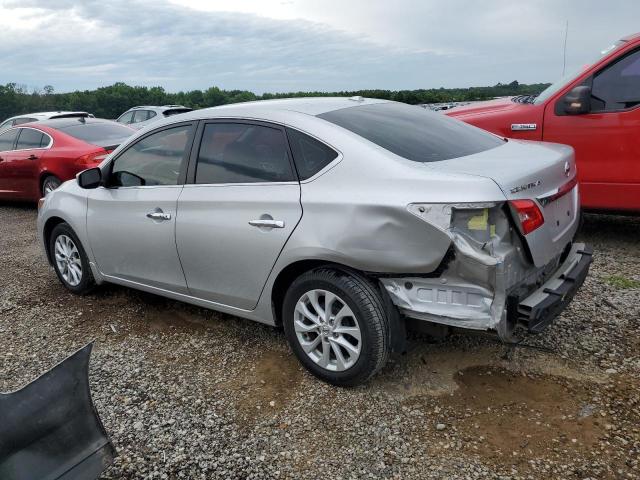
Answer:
[
  {"xmin": 0, "ymin": 111, "xmax": 93, "ymax": 133},
  {"xmin": 37, "ymin": 97, "xmax": 592, "ymax": 386},
  {"xmin": 115, "ymin": 105, "xmax": 193, "ymax": 130}
]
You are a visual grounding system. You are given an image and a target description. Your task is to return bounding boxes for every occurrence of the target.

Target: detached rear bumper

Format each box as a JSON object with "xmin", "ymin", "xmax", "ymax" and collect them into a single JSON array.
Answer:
[{"xmin": 511, "ymin": 243, "xmax": 593, "ymax": 333}]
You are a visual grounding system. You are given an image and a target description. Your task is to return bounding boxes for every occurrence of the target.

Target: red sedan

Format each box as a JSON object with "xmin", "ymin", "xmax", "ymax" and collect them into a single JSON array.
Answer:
[{"xmin": 0, "ymin": 118, "xmax": 135, "ymax": 201}]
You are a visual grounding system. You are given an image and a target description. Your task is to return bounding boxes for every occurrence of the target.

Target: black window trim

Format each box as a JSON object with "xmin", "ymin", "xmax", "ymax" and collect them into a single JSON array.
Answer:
[
  {"xmin": 555, "ymin": 46, "xmax": 640, "ymax": 116},
  {"xmin": 284, "ymin": 126, "xmax": 343, "ymax": 183},
  {"xmin": 102, "ymin": 121, "xmax": 197, "ymax": 189},
  {"xmin": 185, "ymin": 118, "xmax": 300, "ymax": 186},
  {"xmin": 14, "ymin": 127, "xmax": 53, "ymax": 152}
]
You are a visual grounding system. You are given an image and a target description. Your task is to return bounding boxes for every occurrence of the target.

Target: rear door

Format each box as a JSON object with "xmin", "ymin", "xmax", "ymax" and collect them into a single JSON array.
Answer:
[
  {"xmin": 176, "ymin": 120, "xmax": 302, "ymax": 310},
  {"xmin": 543, "ymin": 47, "xmax": 640, "ymax": 211},
  {"xmin": 87, "ymin": 123, "xmax": 196, "ymax": 293}
]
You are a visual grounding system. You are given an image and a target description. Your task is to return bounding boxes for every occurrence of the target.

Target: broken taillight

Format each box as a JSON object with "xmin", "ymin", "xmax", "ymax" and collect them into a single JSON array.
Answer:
[{"xmin": 509, "ymin": 199, "xmax": 544, "ymax": 235}]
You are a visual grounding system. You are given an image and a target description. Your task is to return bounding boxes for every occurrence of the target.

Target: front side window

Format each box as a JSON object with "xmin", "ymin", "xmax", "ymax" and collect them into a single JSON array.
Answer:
[
  {"xmin": 286, "ymin": 128, "xmax": 338, "ymax": 180},
  {"xmin": 0, "ymin": 129, "xmax": 19, "ymax": 152},
  {"xmin": 117, "ymin": 112, "xmax": 134, "ymax": 124},
  {"xmin": 195, "ymin": 123, "xmax": 294, "ymax": 184},
  {"xmin": 110, "ymin": 125, "xmax": 192, "ymax": 187},
  {"xmin": 0, "ymin": 120, "xmax": 14, "ymax": 130},
  {"xmin": 591, "ymin": 48, "xmax": 640, "ymax": 111},
  {"xmin": 318, "ymin": 103, "xmax": 504, "ymax": 163},
  {"xmin": 16, "ymin": 128, "xmax": 45, "ymax": 150}
]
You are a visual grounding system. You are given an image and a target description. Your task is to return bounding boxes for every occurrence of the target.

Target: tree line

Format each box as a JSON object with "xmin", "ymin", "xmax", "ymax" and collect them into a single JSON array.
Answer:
[{"xmin": 0, "ymin": 80, "xmax": 550, "ymax": 120}]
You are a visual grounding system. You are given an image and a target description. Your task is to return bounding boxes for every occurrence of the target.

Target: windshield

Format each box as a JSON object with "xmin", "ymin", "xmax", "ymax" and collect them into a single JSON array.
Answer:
[
  {"xmin": 534, "ymin": 40, "xmax": 626, "ymax": 104},
  {"xmin": 318, "ymin": 103, "xmax": 504, "ymax": 163}
]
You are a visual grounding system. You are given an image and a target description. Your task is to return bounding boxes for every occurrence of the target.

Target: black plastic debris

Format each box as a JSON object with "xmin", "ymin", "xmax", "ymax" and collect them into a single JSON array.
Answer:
[{"xmin": 0, "ymin": 343, "xmax": 115, "ymax": 480}]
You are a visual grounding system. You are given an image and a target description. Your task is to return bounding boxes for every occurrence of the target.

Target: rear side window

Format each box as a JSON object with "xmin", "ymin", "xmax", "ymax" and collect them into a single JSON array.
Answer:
[
  {"xmin": 286, "ymin": 128, "xmax": 338, "ymax": 180},
  {"xmin": 61, "ymin": 122, "xmax": 134, "ymax": 147},
  {"xmin": 591, "ymin": 48, "xmax": 640, "ymax": 111},
  {"xmin": 0, "ymin": 129, "xmax": 19, "ymax": 152},
  {"xmin": 318, "ymin": 103, "xmax": 504, "ymax": 163},
  {"xmin": 110, "ymin": 125, "xmax": 192, "ymax": 187},
  {"xmin": 16, "ymin": 129, "xmax": 45, "ymax": 150},
  {"xmin": 195, "ymin": 123, "xmax": 294, "ymax": 184},
  {"xmin": 133, "ymin": 110, "xmax": 150, "ymax": 123}
]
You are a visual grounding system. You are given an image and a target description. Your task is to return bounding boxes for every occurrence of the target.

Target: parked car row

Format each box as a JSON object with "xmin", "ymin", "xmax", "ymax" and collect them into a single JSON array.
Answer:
[{"xmin": 0, "ymin": 105, "xmax": 192, "ymax": 200}]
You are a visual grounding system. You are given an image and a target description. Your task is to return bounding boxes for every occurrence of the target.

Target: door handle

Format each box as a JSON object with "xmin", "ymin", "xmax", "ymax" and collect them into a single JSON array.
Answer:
[
  {"xmin": 146, "ymin": 211, "xmax": 171, "ymax": 221},
  {"xmin": 28, "ymin": 154, "xmax": 38, "ymax": 160},
  {"xmin": 248, "ymin": 219, "xmax": 285, "ymax": 229}
]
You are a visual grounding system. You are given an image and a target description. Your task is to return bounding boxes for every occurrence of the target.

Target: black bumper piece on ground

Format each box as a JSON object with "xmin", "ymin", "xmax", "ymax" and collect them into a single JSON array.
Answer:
[
  {"xmin": 0, "ymin": 343, "xmax": 115, "ymax": 480},
  {"xmin": 515, "ymin": 244, "xmax": 593, "ymax": 334}
]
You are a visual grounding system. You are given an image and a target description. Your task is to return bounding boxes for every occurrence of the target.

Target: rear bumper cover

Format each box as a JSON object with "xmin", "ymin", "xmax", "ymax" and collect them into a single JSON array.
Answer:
[{"xmin": 511, "ymin": 243, "xmax": 593, "ymax": 333}]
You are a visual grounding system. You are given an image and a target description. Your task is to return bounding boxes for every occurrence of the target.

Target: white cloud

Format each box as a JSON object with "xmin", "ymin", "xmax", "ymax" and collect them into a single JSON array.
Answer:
[{"xmin": 0, "ymin": 0, "xmax": 638, "ymax": 92}]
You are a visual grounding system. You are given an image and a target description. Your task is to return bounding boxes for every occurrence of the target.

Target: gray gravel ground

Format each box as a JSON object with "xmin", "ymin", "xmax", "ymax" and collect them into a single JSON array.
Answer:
[{"xmin": 1, "ymin": 204, "xmax": 639, "ymax": 479}]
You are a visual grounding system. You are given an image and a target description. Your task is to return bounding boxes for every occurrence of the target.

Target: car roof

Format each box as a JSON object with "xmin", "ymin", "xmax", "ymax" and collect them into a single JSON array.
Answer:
[
  {"xmin": 5, "ymin": 111, "xmax": 89, "ymax": 121},
  {"xmin": 178, "ymin": 97, "xmax": 391, "ymax": 121},
  {"xmin": 33, "ymin": 117, "xmax": 119, "ymax": 129}
]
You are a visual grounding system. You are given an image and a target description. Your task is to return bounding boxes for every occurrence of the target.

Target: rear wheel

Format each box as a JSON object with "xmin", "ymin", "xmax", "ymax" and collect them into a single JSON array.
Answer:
[
  {"xmin": 42, "ymin": 175, "xmax": 61, "ymax": 196},
  {"xmin": 49, "ymin": 223, "xmax": 95, "ymax": 295},
  {"xmin": 283, "ymin": 267, "xmax": 390, "ymax": 387}
]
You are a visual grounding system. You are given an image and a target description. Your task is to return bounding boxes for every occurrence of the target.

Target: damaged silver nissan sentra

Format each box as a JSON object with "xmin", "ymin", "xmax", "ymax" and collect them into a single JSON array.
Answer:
[{"xmin": 37, "ymin": 97, "xmax": 592, "ymax": 386}]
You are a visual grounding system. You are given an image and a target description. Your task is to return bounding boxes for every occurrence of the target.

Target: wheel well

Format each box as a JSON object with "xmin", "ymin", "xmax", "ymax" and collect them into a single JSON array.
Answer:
[
  {"xmin": 43, "ymin": 216, "xmax": 66, "ymax": 264},
  {"xmin": 39, "ymin": 173, "xmax": 56, "ymax": 193},
  {"xmin": 271, "ymin": 260, "xmax": 346, "ymax": 326}
]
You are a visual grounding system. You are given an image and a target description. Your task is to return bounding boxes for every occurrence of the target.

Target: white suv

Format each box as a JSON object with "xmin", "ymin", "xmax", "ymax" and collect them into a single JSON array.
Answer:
[{"xmin": 116, "ymin": 105, "xmax": 193, "ymax": 130}]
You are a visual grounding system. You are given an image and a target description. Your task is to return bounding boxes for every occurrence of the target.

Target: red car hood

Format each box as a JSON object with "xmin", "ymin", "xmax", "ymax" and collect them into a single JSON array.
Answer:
[{"xmin": 446, "ymin": 97, "xmax": 521, "ymax": 119}]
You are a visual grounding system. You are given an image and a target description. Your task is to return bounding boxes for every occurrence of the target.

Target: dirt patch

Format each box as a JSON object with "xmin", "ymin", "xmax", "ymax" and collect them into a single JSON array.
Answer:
[
  {"xmin": 222, "ymin": 349, "xmax": 304, "ymax": 425},
  {"xmin": 450, "ymin": 366, "xmax": 603, "ymax": 463}
]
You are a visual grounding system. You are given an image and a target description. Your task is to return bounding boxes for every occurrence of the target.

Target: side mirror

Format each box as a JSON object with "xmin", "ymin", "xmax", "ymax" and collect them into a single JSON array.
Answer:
[
  {"xmin": 77, "ymin": 167, "xmax": 102, "ymax": 189},
  {"xmin": 563, "ymin": 86, "xmax": 591, "ymax": 115}
]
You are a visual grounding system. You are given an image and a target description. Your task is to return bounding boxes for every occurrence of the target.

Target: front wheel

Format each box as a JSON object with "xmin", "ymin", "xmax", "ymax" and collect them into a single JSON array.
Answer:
[
  {"xmin": 283, "ymin": 267, "xmax": 390, "ymax": 387},
  {"xmin": 49, "ymin": 223, "xmax": 95, "ymax": 295}
]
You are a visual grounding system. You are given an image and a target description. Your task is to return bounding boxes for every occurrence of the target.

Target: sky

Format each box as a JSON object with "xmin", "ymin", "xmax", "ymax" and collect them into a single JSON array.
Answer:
[{"xmin": 0, "ymin": 0, "xmax": 638, "ymax": 93}]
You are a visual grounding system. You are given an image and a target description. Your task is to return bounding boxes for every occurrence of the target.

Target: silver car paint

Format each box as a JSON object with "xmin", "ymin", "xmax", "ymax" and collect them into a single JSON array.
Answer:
[{"xmin": 38, "ymin": 97, "xmax": 581, "ymax": 337}]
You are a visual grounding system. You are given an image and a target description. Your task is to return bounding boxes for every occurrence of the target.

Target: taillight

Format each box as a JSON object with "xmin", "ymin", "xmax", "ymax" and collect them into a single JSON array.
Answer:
[
  {"xmin": 509, "ymin": 199, "xmax": 544, "ymax": 235},
  {"xmin": 76, "ymin": 150, "xmax": 109, "ymax": 165}
]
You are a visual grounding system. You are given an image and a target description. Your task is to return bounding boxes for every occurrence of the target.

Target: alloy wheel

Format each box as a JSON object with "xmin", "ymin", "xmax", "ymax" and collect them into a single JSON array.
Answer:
[
  {"xmin": 54, "ymin": 234, "xmax": 83, "ymax": 286},
  {"xmin": 294, "ymin": 289, "xmax": 362, "ymax": 372}
]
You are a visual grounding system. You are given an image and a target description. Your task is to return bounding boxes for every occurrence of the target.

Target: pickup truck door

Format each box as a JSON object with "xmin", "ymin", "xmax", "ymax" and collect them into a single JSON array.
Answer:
[{"xmin": 543, "ymin": 47, "xmax": 640, "ymax": 211}]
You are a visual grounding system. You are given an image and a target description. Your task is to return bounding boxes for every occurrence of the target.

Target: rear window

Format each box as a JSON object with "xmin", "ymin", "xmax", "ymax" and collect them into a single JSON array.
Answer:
[
  {"xmin": 286, "ymin": 128, "xmax": 338, "ymax": 180},
  {"xmin": 16, "ymin": 128, "xmax": 46, "ymax": 149},
  {"xmin": 60, "ymin": 122, "xmax": 133, "ymax": 146},
  {"xmin": 318, "ymin": 103, "xmax": 504, "ymax": 162}
]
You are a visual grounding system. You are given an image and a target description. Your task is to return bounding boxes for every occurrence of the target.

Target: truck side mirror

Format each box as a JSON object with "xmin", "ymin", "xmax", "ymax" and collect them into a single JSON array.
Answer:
[
  {"xmin": 563, "ymin": 86, "xmax": 592, "ymax": 115},
  {"xmin": 77, "ymin": 167, "xmax": 102, "ymax": 189}
]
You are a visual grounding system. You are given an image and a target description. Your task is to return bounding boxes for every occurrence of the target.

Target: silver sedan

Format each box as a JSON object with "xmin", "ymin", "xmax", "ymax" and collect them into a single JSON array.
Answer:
[{"xmin": 37, "ymin": 97, "xmax": 592, "ymax": 386}]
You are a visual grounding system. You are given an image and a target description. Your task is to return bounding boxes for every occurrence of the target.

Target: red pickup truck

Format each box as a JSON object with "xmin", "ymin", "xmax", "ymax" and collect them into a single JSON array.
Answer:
[{"xmin": 447, "ymin": 32, "xmax": 640, "ymax": 213}]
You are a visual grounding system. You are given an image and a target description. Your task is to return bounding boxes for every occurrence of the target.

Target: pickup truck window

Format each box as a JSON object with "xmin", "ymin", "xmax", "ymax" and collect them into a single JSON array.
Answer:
[
  {"xmin": 591, "ymin": 48, "xmax": 640, "ymax": 111},
  {"xmin": 535, "ymin": 40, "xmax": 626, "ymax": 105}
]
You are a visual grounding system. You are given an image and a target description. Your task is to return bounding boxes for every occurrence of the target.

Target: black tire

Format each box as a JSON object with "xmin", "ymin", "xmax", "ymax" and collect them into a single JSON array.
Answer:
[
  {"xmin": 49, "ymin": 222, "xmax": 95, "ymax": 295},
  {"xmin": 42, "ymin": 175, "xmax": 62, "ymax": 197},
  {"xmin": 283, "ymin": 267, "xmax": 390, "ymax": 387}
]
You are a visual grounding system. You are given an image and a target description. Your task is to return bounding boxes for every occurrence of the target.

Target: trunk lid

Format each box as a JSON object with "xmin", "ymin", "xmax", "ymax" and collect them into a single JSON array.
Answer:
[{"xmin": 427, "ymin": 139, "xmax": 579, "ymax": 267}]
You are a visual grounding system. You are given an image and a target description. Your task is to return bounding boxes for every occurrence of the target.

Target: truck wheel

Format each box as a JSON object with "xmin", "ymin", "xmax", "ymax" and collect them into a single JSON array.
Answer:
[
  {"xmin": 49, "ymin": 222, "xmax": 95, "ymax": 295},
  {"xmin": 283, "ymin": 267, "xmax": 390, "ymax": 387}
]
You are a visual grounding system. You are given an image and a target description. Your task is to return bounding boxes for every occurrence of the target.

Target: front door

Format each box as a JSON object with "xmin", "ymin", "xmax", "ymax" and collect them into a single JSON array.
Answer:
[
  {"xmin": 87, "ymin": 123, "xmax": 196, "ymax": 293},
  {"xmin": 543, "ymin": 47, "xmax": 640, "ymax": 211},
  {"xmin": 176, "ymin": 121, "xmax": 302, "ymax": 310}
]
